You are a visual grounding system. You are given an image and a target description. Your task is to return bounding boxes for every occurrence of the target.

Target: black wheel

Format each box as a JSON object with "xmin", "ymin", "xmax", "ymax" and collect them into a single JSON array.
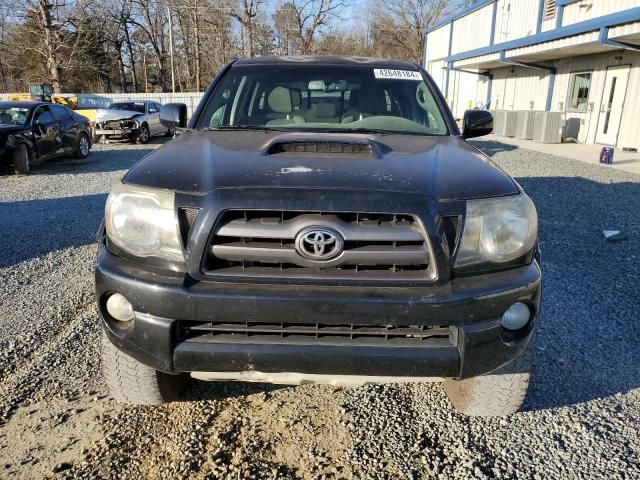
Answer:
[
  {"xmin": 137, "ymin": 124, "xmax": 150, "ymax": 144},
  {"xmin": 13, "ymin": 144, "xmax": 30, "ymax": 174},
  {"xmin": 165, "ymin": 128, "xmax": 175, "ymax": 137},
  {"xmin": 75, "ymin": 132, "xmax": 90, "ymax": 159},
  {"xmin": 102, "ymin": 331, "xmax": 188, "ymax": 405},
  {"xmin": 444, "ymin": 346, "xmax": 532, "ymax": 417}
]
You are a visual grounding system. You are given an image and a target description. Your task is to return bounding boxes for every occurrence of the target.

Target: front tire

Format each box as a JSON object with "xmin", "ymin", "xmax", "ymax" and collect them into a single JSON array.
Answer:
[
  {"xmin": 444, "ymin": 347, "xmax": 532, "ymax": 417},
  {"xmin": 101, "ymin": 332, "xmax": 188, "ymax": 405},
  {"xmin": 137, "ymin": 124, "xmax": 150, "ymax": 144},
  {"xmin": 13, "ymin": 144, "xmax": 30, "ymax": 174}
]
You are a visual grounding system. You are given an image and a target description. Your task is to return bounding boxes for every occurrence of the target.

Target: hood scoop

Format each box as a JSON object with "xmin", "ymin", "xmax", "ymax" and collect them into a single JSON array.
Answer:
[{"xmin": 264, "ymin": 138, "xmax": 381, "ymax": 158}]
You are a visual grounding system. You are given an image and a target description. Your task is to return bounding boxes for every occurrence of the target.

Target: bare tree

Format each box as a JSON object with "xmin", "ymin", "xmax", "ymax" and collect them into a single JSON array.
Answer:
[
  {"xmin": 230, "ymin": 0, "xmax": 262, "ymax": 57},
  {"xmin": 129, "ymin": 0, "xmax": 170, "ymax": 91},
  {"xmin": 289, "ymin": 0, "xmax": 348, "ymax": 54},
  {"xmin": 273, "ymin": 2, "xmax": 299, "ymax": 54},
  {"xmin": 38, "ymin": 0, "xmax": 64, "ymax": 92},
  {"xmin": 371, "ymin": 0, "xmax": 452, "ymax": 62}
]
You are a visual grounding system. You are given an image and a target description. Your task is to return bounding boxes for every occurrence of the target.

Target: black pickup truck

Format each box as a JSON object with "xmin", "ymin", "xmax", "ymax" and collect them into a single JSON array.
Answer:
[{"xmin": 96, "ymin": 56, "xmax": 540, "ymax": 416}]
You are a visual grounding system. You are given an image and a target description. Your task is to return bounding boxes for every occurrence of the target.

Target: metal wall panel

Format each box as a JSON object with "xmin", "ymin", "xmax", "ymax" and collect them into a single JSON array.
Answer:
[
  {"xmin": 489, "ymin": 66, "xmax": 549, "ymax": 111},
  {"xmin": 494, "ymin": 0, "xmax": 539, "ymax": 43},
  {"xmin": 449, "ymin": 70, "xmax": 484, "ymax": 117},
  {"xmin": 451, "ymin": 4, "xmax": 494, "ymax": 55},
  {"xmin": 427, "ymin": 59, "xmax": 447, "ymax": 92},
  {"xmin": 561, "ymin": 0, "xmax": 640, "ymax": 27},
  {"xmin": 425, "ymin": 24, "xmax": 452, "ymax": 62}
]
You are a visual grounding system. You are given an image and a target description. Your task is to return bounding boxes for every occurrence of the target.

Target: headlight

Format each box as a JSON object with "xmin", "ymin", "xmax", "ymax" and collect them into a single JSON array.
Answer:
[
  {"xmin": 105, "ymin": 182, "xmax": 184, "ymax": 262},
  {"xmin": 455, "ymin": 194, "xmax": 537, "ymax": 268}
]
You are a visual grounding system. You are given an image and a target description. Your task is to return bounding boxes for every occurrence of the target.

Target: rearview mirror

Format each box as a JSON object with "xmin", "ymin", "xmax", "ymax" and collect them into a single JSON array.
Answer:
[
  {"xmin": 462, "ymin": 109, "xmax": 493, "ymax": 139},
  {"xmin": 160, "ymin": 103, "xmax": 188, "ymax": 130}
]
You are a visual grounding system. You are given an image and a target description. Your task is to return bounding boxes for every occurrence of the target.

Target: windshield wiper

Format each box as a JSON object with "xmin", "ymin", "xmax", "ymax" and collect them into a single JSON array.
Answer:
[
  {"xmin": 303, "ymin": 127, "xmax": 396, "ymax": 135},
  {"xmin": 205, "ymin": 125, "xmax": 284, "ymax": 132}
]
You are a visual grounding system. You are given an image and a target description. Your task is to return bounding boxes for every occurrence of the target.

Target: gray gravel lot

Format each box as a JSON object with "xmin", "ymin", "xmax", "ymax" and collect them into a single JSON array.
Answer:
[{"xmin": 0, "ymin": 138, "xmax": 638, "ymax": 479}]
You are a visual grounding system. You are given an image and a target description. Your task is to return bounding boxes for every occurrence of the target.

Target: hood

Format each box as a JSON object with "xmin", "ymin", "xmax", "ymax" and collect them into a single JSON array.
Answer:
[
  {"xmin": 95, "ymin": 109, "xmax": 142, "ymax": 122},
  {"xmin": 124, "ymin": 130, "xmax": 519, "ymax": 200}
]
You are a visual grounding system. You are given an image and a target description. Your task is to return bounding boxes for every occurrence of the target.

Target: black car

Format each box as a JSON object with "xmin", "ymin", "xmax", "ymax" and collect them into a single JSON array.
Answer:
[
  {"xmin": 96, "ymin": 56, "xmax": 540, "ymax": 416},
  {"xmin": 0, "ymin": 101, "xmax": 92, "ymax": 174}
]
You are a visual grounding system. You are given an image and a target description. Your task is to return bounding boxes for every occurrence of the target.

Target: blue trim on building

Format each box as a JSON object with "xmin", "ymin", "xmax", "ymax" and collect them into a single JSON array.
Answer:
[
  {"xmin": 536, "ymin": 0, "xmax": 545, "ymax": 34},
  {"xmin": 426, "ymin": 0, "xmax": 494, "ymax": 35},
  {"xmin": 557, "ymin": 0, "xmax": 580, "ymax": 6},
  {"xmin": 446, "ymin": 7, "xmax": 640, "ymax": 63},
  {"xmin": 598, "ymin": 27, "xmax": 640, "ymax": 51},
  {"xmin": 486, "ymin": 76, "xmax": 493, "ymax": 109},
  {"xmin": 545, "ymin": 71, "xmax": 556, "ymax": 111},
  {"xmin": 489, "ymin": 0, "xmax": 498, "ymax": 46},
  {"xmin": 556, "ymin": 5, "xmax": 564, "ymax": 29}
]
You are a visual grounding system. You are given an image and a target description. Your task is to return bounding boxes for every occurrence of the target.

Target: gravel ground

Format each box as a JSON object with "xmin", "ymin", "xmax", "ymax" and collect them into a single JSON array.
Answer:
[{"xmin": 0, "ymin": 138, "xmax": 638, "ymax": 479}]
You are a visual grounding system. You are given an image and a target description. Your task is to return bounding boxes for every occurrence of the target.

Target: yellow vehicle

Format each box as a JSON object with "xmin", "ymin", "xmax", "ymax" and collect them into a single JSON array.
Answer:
[{"xmin": 8, "ymin": 84, "xmax": 98, "ymax": 122}]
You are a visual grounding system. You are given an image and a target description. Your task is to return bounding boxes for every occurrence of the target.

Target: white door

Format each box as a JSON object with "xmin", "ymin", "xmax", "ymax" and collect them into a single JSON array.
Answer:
[{"xmin": 596, "ymin": 65, "xmax": 630, "ymax": 145}]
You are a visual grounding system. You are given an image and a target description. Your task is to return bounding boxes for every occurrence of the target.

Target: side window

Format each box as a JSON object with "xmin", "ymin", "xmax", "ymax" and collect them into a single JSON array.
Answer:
[
  {"xmin": 567, "ymin": 72, "xmax": 591, "ymax": 112},
  {"xmin": 154, "ymin": 102, "xmax": 162, "ymax": 112},
  {"xmin": 51, "ymin": 105, "xmax": 71, "ymax": 121},
  {"xmin": 34, "ymin": 107, "xmax": 54, "ymax": 124},
  {"xmin": 147, "ymin": 102, "xmax": 159, "ymax": 113}
]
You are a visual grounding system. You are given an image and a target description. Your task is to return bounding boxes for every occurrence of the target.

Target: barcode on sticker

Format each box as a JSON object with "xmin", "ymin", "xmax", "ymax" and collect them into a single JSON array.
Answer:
[{"xmin": 373, "ymin": 69, "xmax": 422, "ymax": 80}]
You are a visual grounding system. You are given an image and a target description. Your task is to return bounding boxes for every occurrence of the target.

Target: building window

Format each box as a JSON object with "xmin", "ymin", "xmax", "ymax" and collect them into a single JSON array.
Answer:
[
  {"xmin": 567, "ymin": 72, "xmax": 591, "ymax": 112},
  {"xmin": 543, "ymin": 0, "xmax": 556, "ymax": 19}
]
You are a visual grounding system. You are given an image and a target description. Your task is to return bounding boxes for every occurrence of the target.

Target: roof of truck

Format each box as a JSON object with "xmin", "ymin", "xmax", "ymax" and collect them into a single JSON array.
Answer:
[{"xmin": 234, "ymin": 55, "xmax": 420, "ymax": 69}]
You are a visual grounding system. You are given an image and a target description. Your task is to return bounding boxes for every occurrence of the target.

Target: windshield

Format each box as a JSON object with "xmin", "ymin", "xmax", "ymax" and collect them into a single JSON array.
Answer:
[
  {"xmin": 196, "ymin": 65, "xmax": 449, "ymax": 136},
  {"xmin": 108, "ymin": 102, "xmax": 146, "ymax": 113},
  {"xmin": 0, "ymin": 106, "xmax": 29, "ymax": 126}
]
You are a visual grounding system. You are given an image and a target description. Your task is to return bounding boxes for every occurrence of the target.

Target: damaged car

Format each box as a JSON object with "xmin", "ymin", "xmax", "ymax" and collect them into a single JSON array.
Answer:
[
  {"xmin": 0, "ymin": 101, "xmax": 92, "ymax": 174},
  {"xmin": 94, "ymin": 100, "xmax": 173, "ymax": 144}
]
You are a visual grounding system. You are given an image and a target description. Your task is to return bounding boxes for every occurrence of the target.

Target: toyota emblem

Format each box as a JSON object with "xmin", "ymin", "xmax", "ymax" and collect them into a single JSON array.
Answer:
[{"xmin": 295, "ymin": 228, "xmax": 344, "ymax": 261}]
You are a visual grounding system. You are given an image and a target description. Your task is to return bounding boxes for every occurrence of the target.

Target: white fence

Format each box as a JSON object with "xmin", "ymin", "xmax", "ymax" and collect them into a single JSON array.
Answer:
[{"xmin": 0, "ymin": 92, "xmax": 204, "ymax": 116}]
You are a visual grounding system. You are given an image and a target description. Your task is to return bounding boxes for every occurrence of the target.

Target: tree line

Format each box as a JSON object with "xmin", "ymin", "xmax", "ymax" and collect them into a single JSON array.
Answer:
[{"xmin": 0, "ymin": 0, "xmax": 466, "ymax": 94}]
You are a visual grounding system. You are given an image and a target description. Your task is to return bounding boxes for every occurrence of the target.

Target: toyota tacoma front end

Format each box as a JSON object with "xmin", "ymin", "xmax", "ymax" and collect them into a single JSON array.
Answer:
[{"xmin": 96, "ymin": 56, "xmax": 541, "ymax": 416}]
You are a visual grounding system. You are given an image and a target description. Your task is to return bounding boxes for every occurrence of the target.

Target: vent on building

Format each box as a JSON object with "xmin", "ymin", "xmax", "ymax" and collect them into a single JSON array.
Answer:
[{"xmin": 543, "ymin": 0, "xmax": 556, "ymax": 19}]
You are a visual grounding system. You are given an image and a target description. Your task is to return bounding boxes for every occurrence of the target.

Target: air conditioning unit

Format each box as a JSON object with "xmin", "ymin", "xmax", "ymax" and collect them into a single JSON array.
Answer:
[
  {"xmin": 516, "ymin": 111, "xmax": 537, "ymax": 140},
  {"xmin": 491, "ymin": 110, "xmax": 508, "ymax": 136},
  {"xmin": 501, "ymin": 111, "xmax": 518, "ymax": 137},
  {"xmin": 532, "ymin": 112, "xmax": 564, "ymax": 143}
]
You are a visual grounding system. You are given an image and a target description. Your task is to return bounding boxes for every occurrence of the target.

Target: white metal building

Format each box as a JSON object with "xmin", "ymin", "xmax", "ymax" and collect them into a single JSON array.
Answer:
[{"xmin": 424, "ymin": 0, "xmax": 640, "ymax": 150}]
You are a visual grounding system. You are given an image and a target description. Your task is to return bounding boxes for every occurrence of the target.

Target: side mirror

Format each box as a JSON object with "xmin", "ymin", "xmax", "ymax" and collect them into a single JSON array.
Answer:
[
  {"xmin": 462, "ymin": 109, "xmax": 493, "ymax": 139},
  {"xmin": 160, "ymin": 103, "xmax": 188, "ymax": 129}
]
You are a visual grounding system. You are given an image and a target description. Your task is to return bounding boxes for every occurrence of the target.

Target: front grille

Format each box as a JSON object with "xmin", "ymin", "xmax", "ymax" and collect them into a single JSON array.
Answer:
[
  {"xmin": 203, "ymin": 210, "xmax": 436, "ymax": 283},
  {"xmin": 179, "ymin": 321, "xmax": 454, "ymax": 347},
  {"xmin": 267, "ymin": 141, "xmax": 374, "ymax": 156}
]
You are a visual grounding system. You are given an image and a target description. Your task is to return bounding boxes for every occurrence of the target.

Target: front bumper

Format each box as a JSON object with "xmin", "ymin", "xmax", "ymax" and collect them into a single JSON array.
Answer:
[
  {"xmin": 94, "ymin": 127, "xmax": 139, "ymax": 140},
  {"xmin": 97, "ymin": 248, "xmax": 541, "ymax": 380}
]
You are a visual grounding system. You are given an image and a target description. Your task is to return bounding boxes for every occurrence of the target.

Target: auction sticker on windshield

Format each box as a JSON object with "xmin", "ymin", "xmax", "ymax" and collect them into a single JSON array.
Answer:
[{"xmin": 373, "ymin": 69, "xmax": 422, "ymax": 80}]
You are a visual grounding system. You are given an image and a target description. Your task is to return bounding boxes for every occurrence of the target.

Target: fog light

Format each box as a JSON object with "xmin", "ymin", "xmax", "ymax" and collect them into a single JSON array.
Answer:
[
  {"xmin": 500, "ymin": 302, "xmax": 531, "ymax": 331},
  {"xmin": 105, "ymin": 293, "xmax": 134, "ymax": 322}
]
